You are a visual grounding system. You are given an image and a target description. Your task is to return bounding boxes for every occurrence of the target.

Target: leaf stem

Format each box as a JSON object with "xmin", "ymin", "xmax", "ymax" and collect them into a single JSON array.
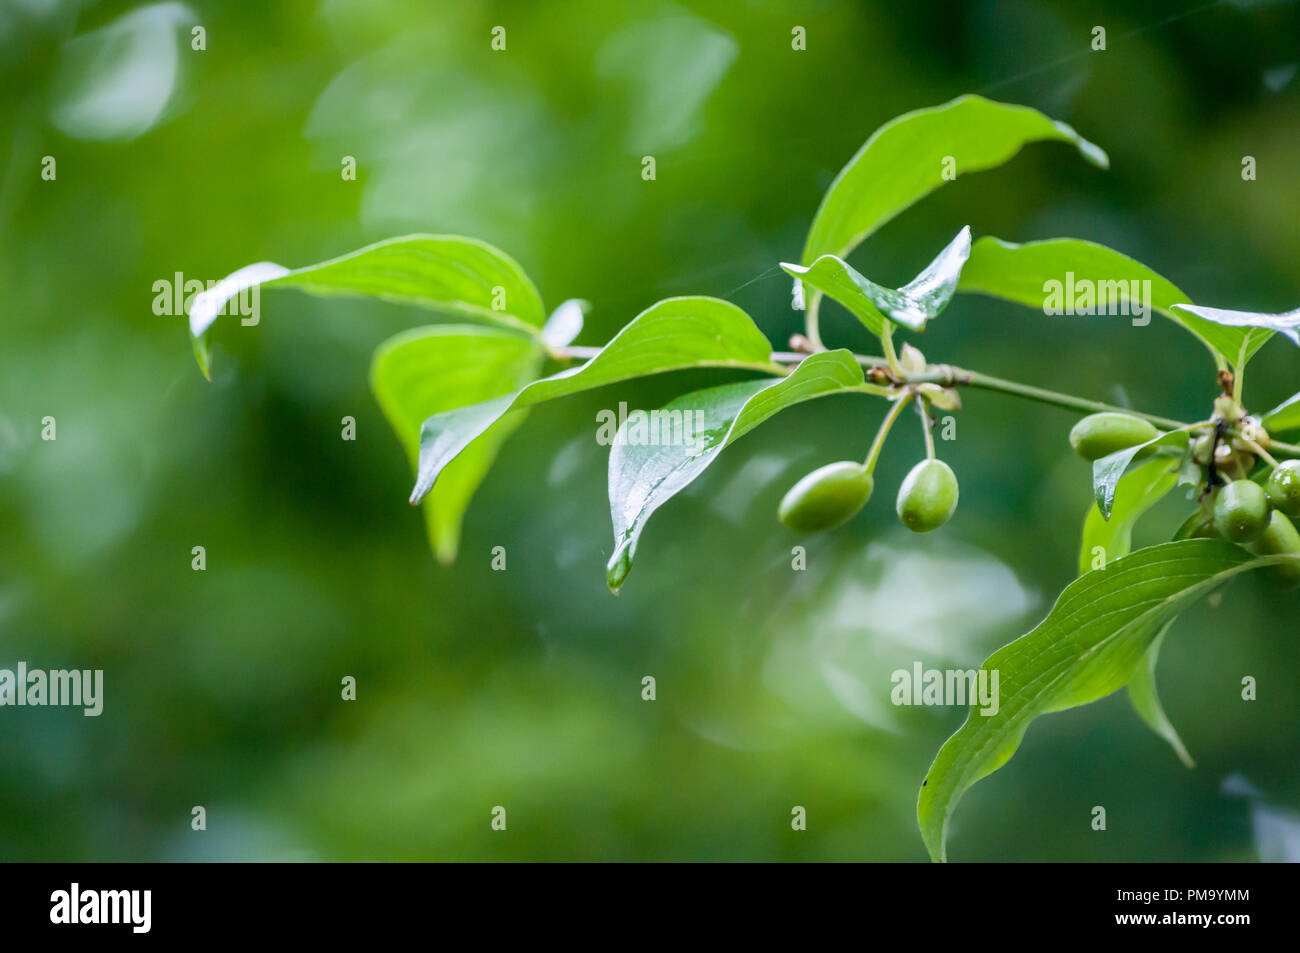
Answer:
[
  {"xmin": 1230, "ymin": 338, "xmax": 1250, "ymax": 407},
  {"xmin": 864, "ymin": 395, "xmax": 910, "ymax": 473},
  {"xmin": 804, "ymin": 291, "xmax": 826, "ymax": 351},
  {"xmin": 880, "ymin": 325, "xmax": 902, "ymax": 375}
]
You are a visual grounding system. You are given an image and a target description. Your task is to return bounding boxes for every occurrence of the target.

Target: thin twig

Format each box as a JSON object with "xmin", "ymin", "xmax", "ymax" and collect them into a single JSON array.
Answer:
[{"xmin": 549, "ymin": 344, "xmax": 1300, "ymax": 459}]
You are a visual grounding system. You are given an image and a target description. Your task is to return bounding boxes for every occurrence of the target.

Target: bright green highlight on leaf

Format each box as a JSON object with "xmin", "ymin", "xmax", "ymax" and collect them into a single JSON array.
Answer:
[
  {"xmin": 781, "ymin": 226, "xmax": 971, "ymax": 334},
  {"xmin": 371, "ymin": 326, "xmax": 544, "ymax": 563},
  {"xmin": 409, "ymin": 296, "xmax": 785, "ymax": 506},
  {"xmin": 801, "ymin": 94, "xmax": 1107, "ymax": 265},
  {"xmin": 958, "ymin": 236, "xmax": 1268, "ymax": 370},
  {"xmin": 606, "ymin": 350, "xmax": 885, "ymax": 592},
  {"xmin": 918, "ymin": 539, "xmax": 1290, "ymax": 862},
  {"xmin": 189, "ymin": 234, "xmax": 547, "ymax": 379}
]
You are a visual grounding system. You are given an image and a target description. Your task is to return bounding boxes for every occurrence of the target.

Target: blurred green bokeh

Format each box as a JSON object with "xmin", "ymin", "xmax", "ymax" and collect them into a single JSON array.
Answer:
[{"xmin": 2, "ymin": 0, "xmax": 1298, "ymax": 861}]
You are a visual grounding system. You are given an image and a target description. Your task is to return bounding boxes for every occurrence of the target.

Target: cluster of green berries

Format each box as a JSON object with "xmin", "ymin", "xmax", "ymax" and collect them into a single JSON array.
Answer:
[
  {"xmin": 1071, "ymin": 410, "xmax": 1300, "ymax": 588},
  {"xmin": 777, "ymin": 456, "xmax": 959, "ymax": 536},
  {"xmin": 1206, "ymin": 465, "xmax": 1300, "ymax": 589}
]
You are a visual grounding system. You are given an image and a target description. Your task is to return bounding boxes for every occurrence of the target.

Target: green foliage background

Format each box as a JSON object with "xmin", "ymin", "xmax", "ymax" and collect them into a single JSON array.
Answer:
[{"xmin": 2, "ymin": 0, "xmax": 1298, "ymax": 860}]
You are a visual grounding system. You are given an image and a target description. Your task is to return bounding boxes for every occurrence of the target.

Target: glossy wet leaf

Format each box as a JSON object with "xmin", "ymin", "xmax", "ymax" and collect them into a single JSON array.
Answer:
[
  {"xmin": 1093, "ymin": 431, "xmax": 1189, "ymax": 520},
  {"xmin": 371, "ymin": 326, "xmax": 544, "ymax": 563},
  {"xmin": 1078, "ymin": 456, "xmax": 1179, "ymax": 574},
  {"xmin": 781, "ymin": 226, "xmax": 971, "ymax": 334},
  {"xmin": 1172, "ymin": 303, "xmax": 1300, "ymax": 370},
  {"xmin": 1262, "ymin": 391, "xmax": 1300, "ymax": 435},
  {"xmin": 802, "ymin": 95, "xmax": 1106, "ymax": 264},
  {"xmin": 919, "ymin": 539, "xmax": 1287, "ymax": 862},
  {"xmin": 189, "ymin": 234, "xmax": 547, "ymax": 379},
  {"xmin": 409, "ymin": 297, "xmax": 784, "ymax": 505},
  {"xmin": 606, "ymin": 350, "xmax": 883, "ymax": 591},
  {"xmin": 959, "ymin": 237, "xmax": 1267, "ymax": 370}
]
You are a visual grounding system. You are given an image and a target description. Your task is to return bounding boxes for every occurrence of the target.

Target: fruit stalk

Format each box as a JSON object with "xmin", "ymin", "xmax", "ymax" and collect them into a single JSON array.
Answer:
[
  {"xmin": 916, "ymin": 395, "xmax": 936, "ymax": 461},
  {"xmin": 864, "ymin": 396, "xmax": 911, "ymax": 473}
]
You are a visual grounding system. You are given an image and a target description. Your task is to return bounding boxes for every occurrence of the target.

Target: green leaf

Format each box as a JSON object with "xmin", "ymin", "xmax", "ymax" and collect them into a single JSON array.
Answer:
[
  {"xmin": 1093, "ymin": 431, "xmax": 1188, "ymax": 520},
  {"xmin": 189, "ymin": 235, "xmax": 547, "ymax": 379},
  {"xmin": 1262, "ymin": 391, "xmax": 1300, "ymax": 435},
  {"xmin": 1077, "ymin": 455, "xmax": 1193, "ymax": 767},
  {"xmin": 371, "ymin": 326, "xmax": 544, "ymax": 563},
  {"xmin": 1078, "ymin": 455, "xmax": 1179, "ymax": 574},
  {"xmin": 918, "ymin": 538, "xmax": 1291, "ymax": 862},
  {"xmin": 958, "ymin": 237, "xmax": 1268, "ymax": 370},
  {"xmin": 606, "ymin": 350, "xmax": 884, "ymax": 592},
  {"xmin": 1127, "ymin": 623, "xmax": 1195, "ymax": 770},
  {"xmin": 409, "ymin": 296, "xmax": 785, "ymax": 505},
  {"xmin": 1172, "ymin": 303, "xmax": 1300, "ymax": 372},
  {"xmin": 781, "ymin": 226, "xmax": 971, "ymax": 334},
  {"xmin": 802, "ymin": 94, "xmax": 1106, "ymax": 264}
]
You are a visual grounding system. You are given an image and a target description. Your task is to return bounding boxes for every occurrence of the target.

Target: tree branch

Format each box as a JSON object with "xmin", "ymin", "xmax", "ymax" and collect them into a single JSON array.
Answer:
[{"xmin": 552, "ymin": 345, "xmax": 1300, "ymax": 458}]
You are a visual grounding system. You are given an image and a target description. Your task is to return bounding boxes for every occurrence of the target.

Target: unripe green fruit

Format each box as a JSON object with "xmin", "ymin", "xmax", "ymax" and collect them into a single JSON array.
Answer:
[
  {"xmin": 1212, "ymin": 479, "xmax": 1270, "ymax": 544},
  {"xmin": 1266, "ymin": 460, "xmax": 1300, "ymax": 518},
  {"xmin": 896, "ymin": 459, "xmax": 959, "ymax": 533},
  {"xmin": 777, "ymin": 461, "xmax": 874, "ymax": 534},
  {"xmin": 1249, "ymin": 510, "xmax": 1300, "ymax": 590},
  {"xmin": 1068, "ymin": 412, "xmax": 1160, "ymax": 461}
]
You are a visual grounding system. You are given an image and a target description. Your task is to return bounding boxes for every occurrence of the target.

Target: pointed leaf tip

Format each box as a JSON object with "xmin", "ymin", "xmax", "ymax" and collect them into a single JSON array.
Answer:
[
  {"xmin": 606, "ymin": 542, "xmax": 633, "ymax": 594},
  {"xmin": 1052, "ymin": 120, "xmax": 1109, "ymax": 168}
]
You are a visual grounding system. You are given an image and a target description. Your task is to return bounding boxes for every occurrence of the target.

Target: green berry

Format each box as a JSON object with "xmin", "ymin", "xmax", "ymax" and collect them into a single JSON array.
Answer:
[
  {"xmin": 1068, "ymin": 412, "xmax": 1160, "ymax": 461},
  {"xmin": 1266, "ymin": 460, "xmax": 1300, "ymax": 518},
  {"xmin": 896, "ymin": 459, "xmax": 958, "ymax": 533},
  {"xmin": 777, "ymin": 461, "xmax": 874, "ymax": 534},
  {"xmin": 1249, "ymin": 510, "xmax": 1300, "ymax": 590},
  {"xmin": 1212, "ymin": 479, "xmax": 1270, "ymax": 544}
]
